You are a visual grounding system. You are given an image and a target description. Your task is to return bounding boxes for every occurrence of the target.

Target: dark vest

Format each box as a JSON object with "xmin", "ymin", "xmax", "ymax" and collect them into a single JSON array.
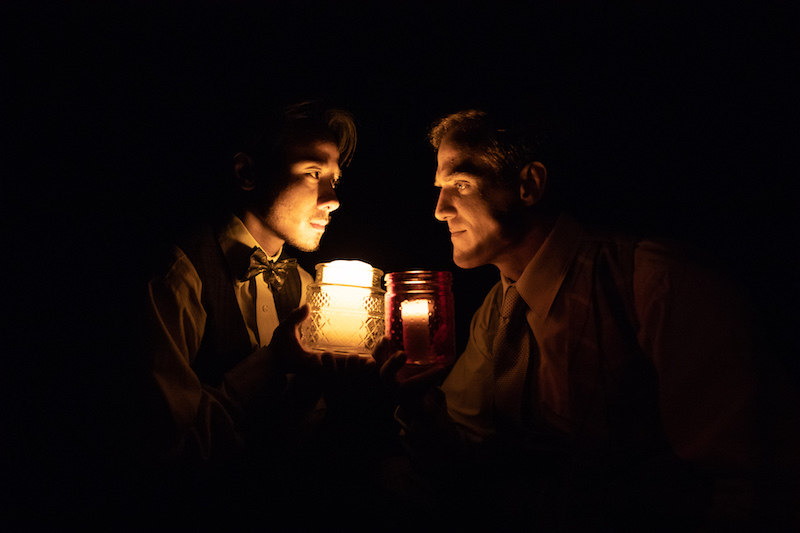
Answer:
[{"xmin": 179, "ymin": 224, "xmax": 302, "ymax": 386}]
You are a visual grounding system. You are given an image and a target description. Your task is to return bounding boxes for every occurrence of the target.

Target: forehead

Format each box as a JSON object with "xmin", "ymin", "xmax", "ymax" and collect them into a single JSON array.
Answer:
[
  {"xmin": 435, "ymin": 135, "xmax": 494, "ymax": 181},
  {"xmin": 282, "ymin": 136, "xmax": 340, "ymax": 166}
]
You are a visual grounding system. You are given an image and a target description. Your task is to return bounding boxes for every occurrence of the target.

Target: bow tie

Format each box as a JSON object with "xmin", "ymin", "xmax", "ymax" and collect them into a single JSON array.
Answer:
[{"xmin": 240, "ymin": 247, "xmax": 297, "ymax": 292}]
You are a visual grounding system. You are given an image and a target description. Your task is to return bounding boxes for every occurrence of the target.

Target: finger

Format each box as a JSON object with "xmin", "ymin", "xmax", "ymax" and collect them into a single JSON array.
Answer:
[
  {"xmin": 420, "ymin": 363, "xmax": 448, "ymax": 381},
  {"xmin": 401, "ymin": 364, "xmax": 448, "ymax": 393},
  {"xmin": 370, "ymin": 336, "xmax": 393, "ymax": 365},
  {"xmin": 399, "ymin": 365, "xmax": 447, "ymax": 402},
  {"xmin": 341, "ymin": 354, "xmax": 357, "ymax": 373},
  {"xmin": 379, "ymin": 351, "xmax": 407, "ymax": 381},
  {"xmin": 320, "ymin": 351, "xmax": 337, "ymax": 374},
  {"xmin": 347, "ymin": 354, "xmax": 374, "ymax": 373},
  {"xmin": 284, "ymin": 304, "xmax": 311, "ymax": 329},
  {"xmin": 334, "ymin": 353, "xmax": 362, "ymax": 374}
]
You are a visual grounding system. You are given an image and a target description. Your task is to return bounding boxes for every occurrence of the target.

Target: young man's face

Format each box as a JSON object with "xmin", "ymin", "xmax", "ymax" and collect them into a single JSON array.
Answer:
[
  {"xmin": 434, "ymin": 134, "xmax": 518, "ymax": 269},
  {"xmin": 262, "ymin": 137, "xmax": 341, "ymax": 252}
]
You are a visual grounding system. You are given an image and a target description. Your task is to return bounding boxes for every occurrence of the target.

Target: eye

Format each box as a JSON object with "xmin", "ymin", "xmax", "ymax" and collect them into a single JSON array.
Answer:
[
  {"xmin": 455, "ymin": 181, "xmax": 471, "ymax": 193},
  {"xmin": 330, "ymin": 175, "xmax": 341, "ymax": 189},
  {"xmin": 306, "ymin": 171, "xmax": 321, "ymax": 180}
]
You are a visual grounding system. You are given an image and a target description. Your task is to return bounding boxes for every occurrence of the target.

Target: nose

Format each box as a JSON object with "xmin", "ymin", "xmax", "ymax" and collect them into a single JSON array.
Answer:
[
  {"xmin": 434, "ymin": 188, "xmax": 454, "ymax": 221},
  {"xmin": 318, "ymin": 178, "xmax": 340, "ymax": 212}
]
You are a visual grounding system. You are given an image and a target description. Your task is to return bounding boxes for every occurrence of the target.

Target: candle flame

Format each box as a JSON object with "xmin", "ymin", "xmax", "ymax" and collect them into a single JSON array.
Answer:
[{"xmin": 319, "ymin": 260, "xmax": 375, "ymax": 288}]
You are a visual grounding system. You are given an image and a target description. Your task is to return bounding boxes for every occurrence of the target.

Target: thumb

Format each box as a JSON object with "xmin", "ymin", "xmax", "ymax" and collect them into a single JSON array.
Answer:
[{"xmin": 284, "ymin": 304, "xmax": 311, "ymax": 329}]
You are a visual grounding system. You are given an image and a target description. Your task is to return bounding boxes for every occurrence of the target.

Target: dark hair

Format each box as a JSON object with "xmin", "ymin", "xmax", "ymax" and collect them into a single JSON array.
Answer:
[
  {"xmin": 428, "ymin": 108, "xmax": 547, "ymax": 188},
  {"xmin": 247, "ymin": 100, "xmax": 357, "ymax": 168}
]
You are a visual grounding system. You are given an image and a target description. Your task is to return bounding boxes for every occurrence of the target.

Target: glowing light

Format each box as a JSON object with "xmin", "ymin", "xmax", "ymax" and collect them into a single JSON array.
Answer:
[
  {"xmin": 401, "ymin": 299, "xmax": 432, "ymax": 360},
  {"xmin": 385, "ymin": 271, "xmax": 455, "ymax": 366},
  {"xmin": 302, "ymin": 260, "xmax": 385, "ymax": 355},
  {"xmin": 319, "ymin": 260, "xmax": 375, "ymax": 288}
]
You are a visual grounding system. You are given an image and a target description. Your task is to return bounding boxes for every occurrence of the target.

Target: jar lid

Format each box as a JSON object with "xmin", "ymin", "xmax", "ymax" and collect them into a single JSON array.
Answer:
[
  {"xmin": 384, "ymin": 270, "xmax": 452, "ymax": 286},
  {"xmin": 314, "ymin": 260, "xmax": 384, "ymax": 288}
]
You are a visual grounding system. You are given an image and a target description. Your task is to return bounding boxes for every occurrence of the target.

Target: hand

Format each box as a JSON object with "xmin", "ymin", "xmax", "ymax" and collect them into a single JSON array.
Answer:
[
  {"xmin": 318, "ymin": 349, "xmax": 376, "ymax": 379},
  {"xmin": 268, "ymin": 304, "xmax": 322, "ymax": 373},
  {"xmin": 269, "ymin": 304, "xmax": 375, "ymax": 377},
  {"xmin": 372, "ymin": 336, "xmax": 448, "ymax": 413}
]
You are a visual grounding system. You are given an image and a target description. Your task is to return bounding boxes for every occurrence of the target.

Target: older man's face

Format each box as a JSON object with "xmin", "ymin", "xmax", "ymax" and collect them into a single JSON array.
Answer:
[{"xmin": 433, "ymin": 135, "xmax": 517, "ymax": 269}]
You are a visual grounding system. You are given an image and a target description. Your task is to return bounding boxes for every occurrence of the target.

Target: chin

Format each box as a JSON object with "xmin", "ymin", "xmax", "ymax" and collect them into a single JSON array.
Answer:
[
  {"xmin": 291, "ymin": 243, "xmax": 320, "ymax": 253},
  {"xmin": 288, "ymin": 236, "xmax": 323, "ymax": 253},
  {"xmin": 452, "ymin": 254, "xmax": 484, "ymax": 270}
]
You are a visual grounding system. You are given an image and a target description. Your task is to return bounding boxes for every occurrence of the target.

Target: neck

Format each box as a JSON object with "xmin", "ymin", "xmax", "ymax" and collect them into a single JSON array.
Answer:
[
  {"xmin": 236, "ymin": 208, "xmax": 284, "ymax": 257},
  {"xmin": 493, "ymin": 211, "xmax": 558, "ymax": 282}
]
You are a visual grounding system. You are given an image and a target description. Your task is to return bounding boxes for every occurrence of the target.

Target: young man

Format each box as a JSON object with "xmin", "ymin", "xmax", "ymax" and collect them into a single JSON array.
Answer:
[
  {"xmin": 141, "ymin": 101, "xmax": 376, "ymax": 473},
  {"xmin": 377, "ymin": 109, "xmax": 760, "ymax": 530}
]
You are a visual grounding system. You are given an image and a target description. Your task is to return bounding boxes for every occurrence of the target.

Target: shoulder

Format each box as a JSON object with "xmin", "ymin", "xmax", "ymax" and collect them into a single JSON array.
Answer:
[
  {"xmin": 477, "ymin": 281, "xmax": 503, "ymax": 314},
  {"xmin": 632, "ymin": 237, "xmax": 750, "ymax": 323},
  {"xmin": 632, "ymin": 237, "xmax": 722, "ymax": 290},
  {"xmin": 579, "ymin": 223, "xmax": 690, "ymax": 281},
  {"xmin": 469, "ymin": 281, "xmax": 504, "ymax": 339},
  {"xmin": 150, "ymin": 244, "xmax": 202, "ymax": 298}
]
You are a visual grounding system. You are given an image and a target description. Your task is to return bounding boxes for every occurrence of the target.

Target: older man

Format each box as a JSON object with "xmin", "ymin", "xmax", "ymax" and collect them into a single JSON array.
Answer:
[{"xmin": 378, "ymin": 109, "xmax": 760, "ymax": 530}]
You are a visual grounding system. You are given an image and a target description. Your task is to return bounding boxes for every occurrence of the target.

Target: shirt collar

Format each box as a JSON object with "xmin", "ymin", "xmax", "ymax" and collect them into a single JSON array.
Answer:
[
  {"xmin": 513, "ymin": 213, "xmax": 584, "ymax": 323},
  {"xmin": 218, "ymin": 215, "xmax": 283, "ymax": 280}
]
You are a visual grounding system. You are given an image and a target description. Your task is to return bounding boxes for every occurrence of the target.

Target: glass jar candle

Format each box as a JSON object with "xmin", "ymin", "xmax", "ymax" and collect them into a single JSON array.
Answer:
[
  {"xmin": 384, "ymin": 270, "xmax": 456, "ymax": 365},
  {"xmin": 302, "ymin": 260, "xmax": 385, "ymax": 356}
]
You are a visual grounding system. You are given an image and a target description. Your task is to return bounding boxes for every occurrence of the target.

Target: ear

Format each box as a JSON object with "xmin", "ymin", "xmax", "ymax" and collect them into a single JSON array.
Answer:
[
  {"xmin": 519, "ymin": 161, "xmax": 547, "ymax": 206},
  {"xmin": 233, "ymin": 152, "xmax": 257, "ymax": 191}
]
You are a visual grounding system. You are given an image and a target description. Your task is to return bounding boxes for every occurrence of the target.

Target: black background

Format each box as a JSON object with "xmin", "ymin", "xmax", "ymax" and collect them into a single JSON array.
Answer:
[{"xmin": 4, "ymin": 0, "xmax": 798, "ymax": 525}]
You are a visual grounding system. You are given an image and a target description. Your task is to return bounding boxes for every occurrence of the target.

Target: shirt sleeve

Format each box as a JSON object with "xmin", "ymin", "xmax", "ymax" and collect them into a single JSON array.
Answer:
[
  {"xmin": 143, "ymin": 247, "xmax": 288, "ymax": 464},
  {"xmin": 395, "ymin": 282, "xmax": 503, "ymax": 463},
  {"xmin": 440, "ymin": 282, "xmax": 503, "ymax": 444},
  {"xmin": 632, "ymin": 241, "xmax": 760, "ymax": 472}
]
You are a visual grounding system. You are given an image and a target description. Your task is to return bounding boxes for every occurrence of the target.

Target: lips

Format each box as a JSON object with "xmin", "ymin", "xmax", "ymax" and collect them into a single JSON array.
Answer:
[{"xmin": 310, "ymin": 220, "xmax": 329, "ymax": 231}]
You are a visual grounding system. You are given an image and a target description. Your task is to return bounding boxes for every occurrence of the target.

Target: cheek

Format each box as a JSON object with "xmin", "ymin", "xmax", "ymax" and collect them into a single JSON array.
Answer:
[
  {"xmin": 272, "ymin": 183, "xmax": 310, "ymax": 211},
  {"xmin": 465, "ymin": 199, "xmax": 498, "ymax": 228}
]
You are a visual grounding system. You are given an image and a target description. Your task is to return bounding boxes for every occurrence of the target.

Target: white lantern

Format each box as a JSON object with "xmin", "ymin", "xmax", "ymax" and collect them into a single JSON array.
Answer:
[{"xmin": 301, "ymin": 260, "xmax": 385, "ymax": 356}]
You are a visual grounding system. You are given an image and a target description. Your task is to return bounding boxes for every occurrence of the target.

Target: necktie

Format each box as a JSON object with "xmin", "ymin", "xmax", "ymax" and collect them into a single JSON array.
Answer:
[
  {"xmin": 240, "ymin": 247, "xmax": 297, "ymax": 293},
  {"xmin": 493, "ymin": 285, "xmax": 534, "ymax": 426}
]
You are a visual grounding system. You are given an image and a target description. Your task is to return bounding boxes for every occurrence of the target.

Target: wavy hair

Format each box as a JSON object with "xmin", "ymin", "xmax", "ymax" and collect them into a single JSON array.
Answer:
[
  {"xmin": 247, "ymin": 100, "xmax": 357, "ymax": 168},
  {"xmin": 428, "ymin": 108, "xmax": 546, "ymax": 189}
]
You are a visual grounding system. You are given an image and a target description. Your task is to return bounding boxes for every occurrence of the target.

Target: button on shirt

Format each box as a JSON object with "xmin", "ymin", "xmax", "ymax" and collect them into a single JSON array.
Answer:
[
  {"xmin": 144, "ymin": 214, "xmax": 316, "ymax": 462},
  {"xmin": 218, "ymin": 216, "xmax": 308, "ymax": 348}
]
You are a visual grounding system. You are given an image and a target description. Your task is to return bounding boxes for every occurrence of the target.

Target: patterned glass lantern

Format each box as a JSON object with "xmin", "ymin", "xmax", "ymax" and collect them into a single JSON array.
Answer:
[{"xmin": 301, "ymin": 260, "xmax": 385, "ymax": 356}]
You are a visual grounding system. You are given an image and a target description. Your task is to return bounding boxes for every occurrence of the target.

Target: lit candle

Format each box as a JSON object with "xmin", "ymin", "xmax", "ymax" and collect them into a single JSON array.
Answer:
[
  {"xmin": 401, "ymin": 299, "xmax": 431, "ymax": 360},
  {"xmin": 303, "ymin": 260, "xmax": 385, "ymax": 355},
  {"xmin": 320, "ymin": 260, "xmax": 374, "ymax": 287},
  {"xmin": 320, "ymin": 260, "xmax": 373, "ymax": 346},
  {"xmin": 320, "ymin": 284, "xmax": 372, "ymax": 345}
]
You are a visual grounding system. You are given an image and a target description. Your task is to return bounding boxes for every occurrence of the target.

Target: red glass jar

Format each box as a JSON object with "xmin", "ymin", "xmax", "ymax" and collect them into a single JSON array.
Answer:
[{"xmin": 384, "ymin": 270, "xmax": 456, "ymax": 366}]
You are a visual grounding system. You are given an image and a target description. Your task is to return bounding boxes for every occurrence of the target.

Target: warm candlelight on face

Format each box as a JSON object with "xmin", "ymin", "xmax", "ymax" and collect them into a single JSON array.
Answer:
[{"xmin": 401, "ymin": 299, "xmax": 432, "ymax": 360}]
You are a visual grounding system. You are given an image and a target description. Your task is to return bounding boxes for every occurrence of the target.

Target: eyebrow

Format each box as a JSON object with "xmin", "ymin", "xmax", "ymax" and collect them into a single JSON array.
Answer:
[
  {"xmin": 434, "ymin": 160, "xmax": 486, "ymax": 186},
  {"xmin": 295, "ymin": 159, "xmax": 342, "ymax": 172},
  {"xmin": 296, "ymin": 158, "xmax": 332, "ymax": 167}
]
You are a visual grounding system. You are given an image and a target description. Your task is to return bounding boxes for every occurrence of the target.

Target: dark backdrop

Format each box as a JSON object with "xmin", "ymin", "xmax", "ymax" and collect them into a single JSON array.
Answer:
[{"xmin": 5, "ymin": 1, "xmax": 798, "ymax": 526}]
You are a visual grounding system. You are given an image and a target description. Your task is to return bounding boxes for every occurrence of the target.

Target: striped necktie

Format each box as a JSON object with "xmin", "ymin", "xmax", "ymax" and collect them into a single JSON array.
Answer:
[{"xmin": 492, "ymin": 285, "xmax": 535, "ymax": 426}]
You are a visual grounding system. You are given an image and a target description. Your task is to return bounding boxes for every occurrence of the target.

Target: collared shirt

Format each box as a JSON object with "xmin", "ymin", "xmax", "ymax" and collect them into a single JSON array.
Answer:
[
  {"xmin": 218, "ymin": 216, "xmax": 310, "ymax": 348},
  {"xmin": 144, "ymin": 215, "xmax": 314, "ymax": 461},
  {"xmin": 440, "ymin": 213, "xmax": 758, "ymax": 471}
]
